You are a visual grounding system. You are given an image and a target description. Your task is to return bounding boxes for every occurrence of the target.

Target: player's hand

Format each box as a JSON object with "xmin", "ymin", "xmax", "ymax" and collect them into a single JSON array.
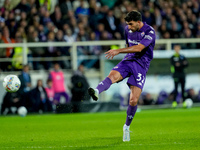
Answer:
[{"xmin": 105, "ymin": 49, "xmax": 119, "ymax": 59}]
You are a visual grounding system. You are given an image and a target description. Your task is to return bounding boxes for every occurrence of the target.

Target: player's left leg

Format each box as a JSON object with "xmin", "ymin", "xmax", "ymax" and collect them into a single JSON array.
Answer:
[
  {"xmin": 123, "ymin": 85, "xmax": 142, "ymax": 142},
  {"xmin": 88, "ymin": 70, "xmax": 123, "ymax": 101}
]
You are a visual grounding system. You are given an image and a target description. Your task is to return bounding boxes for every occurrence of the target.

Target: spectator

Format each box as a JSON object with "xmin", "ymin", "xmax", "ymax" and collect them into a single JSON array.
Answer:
[
  {"xmin": 27, "ymin": 6, "xmax": 37, "ymax": 23},
  {"xmin": 28, "ymin": 0, "xmax": 40, "ymax": 9},
  {"xmin": 64, "ymin": 28, "xmax": 77, "ymax": 43},
  {"xmin": 142, "ymin": 9, "xmax": 155, "ymax": 26},
  {"xmin": 88, "ymin": 32, "xmax": 101, "ymax": 55},
  {"xmin": 7, "ymin": 19, "xmax": 17, "ymax": 38},
  {"xmin": 50, "ymin": 5, "xmax": 63, "ymax": 29},
  {"xmin": 28, "ymin": 30, "xmax": 46, "ymax": 70},
  {"xmin": 100, "ymin": 9, "xmax": 119, "ymax": 36},
  {"xmin": 44, "ymin": 31, "xmax": 57, "ymax": 69},
  {"xmin": 75, "ymin": 0, "xmax": 89, "ymax": 18},
  {"xmin": 0, "ymin": 17, "xmax": 6, "ymax": 30},
  {"xmin": 41, "ymin": 10, "xmax": 52, "ymax": 26},
  {"xmin": 158, "ymin": 19, "xmax": 167, "ymax": 36},
  {"xmin": 14, "ymin": 0, "xmax": 30, "ymax": 13},
  {"xmin": 48, "ymin": 63, "xmax": 70, "ymax": 104},
  {"xmin": 68, "ymin": 16, "xmax": 79, "ymax": 33},
  {"xmin": 1, "ymin": 26, "xmax": 15, "ymax": 71},
  {"xmin": 100, "ymin": 0, "xmax": 118, "ymax": 9},
  {"xmin": 95, "ymin": 23, "xmax": 105, "ymax": 40},
  {"xmin": 29, "ymin": 79, "xmax": 52, "ymax": 113},
  {"xmin": 143, "ymin": 93, "xmax": 154, "ymax": 105},
  {"xmin": 37, "ymin": 24, "xmax": 47, "ymax": 42},
  {"xmin": 45, "ymin": 79, "xmax": 55, "ymax": 105},
  {"xmin": 154, "ymin": 8, "xmax": 162, "ymax": 27},
  {"xmin": 167, "ymin": 15, "xmax": 181, "ymax": 38},
  {"xmin": 18, "ymin": 64, "xmax": 32, "ymax": 94},
  {"xmin": 186, "ymin": 88, "xmax": 199, "ymax": 103},
  {"xmin": 55, "ymin": 29, "xmax": 70, "ymax": 68},
  {"xmin": 156, "ymin": 90, "xmax": 170, "ymax": 105},
  {"xmin": 88, "ymin": 0, "xmax": 102, "ymax": 30},
  {"xmin": 1, "ymin": 90, "xmax": 23, "ymax": 115},
  {"xmin": 18, "ymin": 64, "xmax": 32, "ymax": 110},
  {"xmin": 100, "ymin": 30, "xmax": 112, "ymax": 51},
  {"xmin": 0, "ymin": 0, "xmax": 17, "ymax": 15},
  {"xmin": 59, "ymin": 0, "xmax": 73, "ymax": 19},
  {"xmin": 0, "ymin": 32, "xmax": 6, "ymax": 59},
  {"xmin": 2, "ymin": 26, "xmax": 15, "ymax": 58}
]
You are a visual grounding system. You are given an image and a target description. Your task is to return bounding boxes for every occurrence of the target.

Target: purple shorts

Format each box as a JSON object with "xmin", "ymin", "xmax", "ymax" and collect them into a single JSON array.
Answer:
[{"xmin": 112, "ymin": 60, "xmax": 147, "ymax": 90}]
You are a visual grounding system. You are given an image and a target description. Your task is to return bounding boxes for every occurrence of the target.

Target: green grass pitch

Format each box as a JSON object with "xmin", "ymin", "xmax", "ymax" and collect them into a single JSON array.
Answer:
[{"xmin": 0, "ymin": 108, "xmax": 200, "ymax": 150}]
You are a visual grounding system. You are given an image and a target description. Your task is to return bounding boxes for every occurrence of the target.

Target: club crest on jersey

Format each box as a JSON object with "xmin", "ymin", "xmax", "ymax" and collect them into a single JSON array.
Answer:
[{"xmin": 141, "ymin": 32, "xmax": 145, "ymax": 37}]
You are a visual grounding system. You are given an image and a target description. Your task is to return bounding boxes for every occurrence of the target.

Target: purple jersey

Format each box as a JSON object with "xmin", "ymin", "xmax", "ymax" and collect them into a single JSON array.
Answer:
[{"xmin": 124, "ymin": 22, "xmax": 156, "ymax": 71}]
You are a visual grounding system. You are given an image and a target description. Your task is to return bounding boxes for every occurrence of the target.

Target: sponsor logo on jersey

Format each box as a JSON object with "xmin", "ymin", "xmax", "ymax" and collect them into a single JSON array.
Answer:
[
  {"xmin": 144, "ymin": 35, "xmax": 152, "ymax": 40},
  {"xmin": 128, "ymin": 39, "xmax": 139, "ymax": 44}
]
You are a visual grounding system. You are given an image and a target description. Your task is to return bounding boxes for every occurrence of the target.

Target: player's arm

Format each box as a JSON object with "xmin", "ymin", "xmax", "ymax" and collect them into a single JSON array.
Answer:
[
  {"xmin": 119, "ymin": 44, "xmax": 145, "ymax": 53},
  {"xmin": 105, "ymin": 29, "xmax": 155, "ymax": 59},
  {"xmin": 105, "ymin": 44, "xmax": 145, "ymax": 59}
]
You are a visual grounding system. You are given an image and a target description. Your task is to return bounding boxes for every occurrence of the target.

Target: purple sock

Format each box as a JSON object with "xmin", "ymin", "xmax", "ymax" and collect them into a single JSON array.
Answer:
[
  {"xmin": 96, "ymin": 77, "xmax": 112, "ymax": 94},
  {"xmin": 125, "ymin": 105, "xmax": 137, "ymax": 126}
]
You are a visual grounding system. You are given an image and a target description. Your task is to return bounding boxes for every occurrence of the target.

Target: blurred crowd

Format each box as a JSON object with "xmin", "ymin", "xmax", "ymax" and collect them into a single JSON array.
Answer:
[
  {"xmin": 0, "ymin": 0, "xmax": 200, "ymax": 71},
  {"xmin": 118, "ymin": 88, "xmax": 200, "ymax": 107}
]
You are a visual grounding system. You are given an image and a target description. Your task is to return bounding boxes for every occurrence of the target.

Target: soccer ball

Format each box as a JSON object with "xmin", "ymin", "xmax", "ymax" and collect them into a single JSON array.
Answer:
[
  {"xmin": 185, "ymin": 98, "xmax": 193, "ymax": 108},
  {"xmin": 3, "ymin": 75, "xmax": 21, "ymax": 93},
  {"xmin": 18, "ymin": 106, "xmax": 27, "ymax": 117}
]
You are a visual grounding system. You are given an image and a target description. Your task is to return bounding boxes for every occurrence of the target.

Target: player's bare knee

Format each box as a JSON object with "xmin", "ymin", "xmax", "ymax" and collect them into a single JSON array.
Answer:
[
  {"xmin": 129, "ymin": 98, "xmax": 138, "ymax": 106},
  {"xmin": 108, "ymin": 71, "xmax": 122, "ymax": 83}
]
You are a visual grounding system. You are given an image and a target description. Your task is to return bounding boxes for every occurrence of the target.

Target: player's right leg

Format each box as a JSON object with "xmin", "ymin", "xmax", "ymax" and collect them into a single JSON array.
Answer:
[
  {"xmin": 88, "ymin": 70, "xmax": 123, "ymax": 101},
  {"xmin": 123, "ymin": 85, "xmax": 141, "ymax": 142}
]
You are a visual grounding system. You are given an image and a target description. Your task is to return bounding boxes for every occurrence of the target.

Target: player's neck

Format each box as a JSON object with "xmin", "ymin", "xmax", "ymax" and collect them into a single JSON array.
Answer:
[{"xmin": 138, "ymin": 22, "xmax": 144, "ymax": 30}]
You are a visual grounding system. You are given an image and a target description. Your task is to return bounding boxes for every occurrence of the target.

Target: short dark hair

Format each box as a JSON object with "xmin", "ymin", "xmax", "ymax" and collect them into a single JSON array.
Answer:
[{"xmin": 124, "ymin": 10, "xmax": 142, "ymax": 22}]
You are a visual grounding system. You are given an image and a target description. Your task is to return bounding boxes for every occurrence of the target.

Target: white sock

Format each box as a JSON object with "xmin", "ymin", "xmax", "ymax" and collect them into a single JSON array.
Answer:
[
  {"xmin": 95, "ymin": 89, "xmax": 99, "ymax": 95},
  {"xmin": 123, "ymin": 124, "xmax": 130, "ymax": 130}
]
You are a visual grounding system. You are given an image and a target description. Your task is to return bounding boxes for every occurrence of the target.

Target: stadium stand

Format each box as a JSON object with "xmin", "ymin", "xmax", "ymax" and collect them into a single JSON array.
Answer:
[{"xmin": 0, "ymin": 0, "xmax": 199, "ymax": 70}]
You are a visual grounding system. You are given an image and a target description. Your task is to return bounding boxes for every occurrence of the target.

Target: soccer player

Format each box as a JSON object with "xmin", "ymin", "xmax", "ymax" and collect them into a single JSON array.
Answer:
[
  {"xmin": 88, "ymin": 10, "xmax": 156, "ymax": 142},
  {"xmin": 170, "ymin": 44, "xmax": 188, "ymax": 108}
]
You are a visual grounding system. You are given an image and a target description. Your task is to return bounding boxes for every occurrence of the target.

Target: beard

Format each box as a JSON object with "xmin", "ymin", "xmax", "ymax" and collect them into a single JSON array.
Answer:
[{"xmin": 130, "ymin": 24, "xmax": 140, "ymax": 32}]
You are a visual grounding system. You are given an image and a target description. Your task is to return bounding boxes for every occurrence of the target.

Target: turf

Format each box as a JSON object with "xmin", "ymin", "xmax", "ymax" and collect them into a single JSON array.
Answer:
[{"xmin": 0, "ymin": 108, "xmax": 200, "ymax": 150}]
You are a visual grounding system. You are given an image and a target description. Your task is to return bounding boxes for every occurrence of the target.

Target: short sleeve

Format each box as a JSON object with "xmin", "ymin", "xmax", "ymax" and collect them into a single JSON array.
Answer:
[{"xmin": 140, "ymin": 30, "xmax": 156, "ymax": 47}]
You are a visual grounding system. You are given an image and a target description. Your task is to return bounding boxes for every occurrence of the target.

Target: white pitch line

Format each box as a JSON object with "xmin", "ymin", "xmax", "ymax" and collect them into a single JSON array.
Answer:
[{"xmin": 1, "ymin": 142, "xmax": 186, "ymax": 149}]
